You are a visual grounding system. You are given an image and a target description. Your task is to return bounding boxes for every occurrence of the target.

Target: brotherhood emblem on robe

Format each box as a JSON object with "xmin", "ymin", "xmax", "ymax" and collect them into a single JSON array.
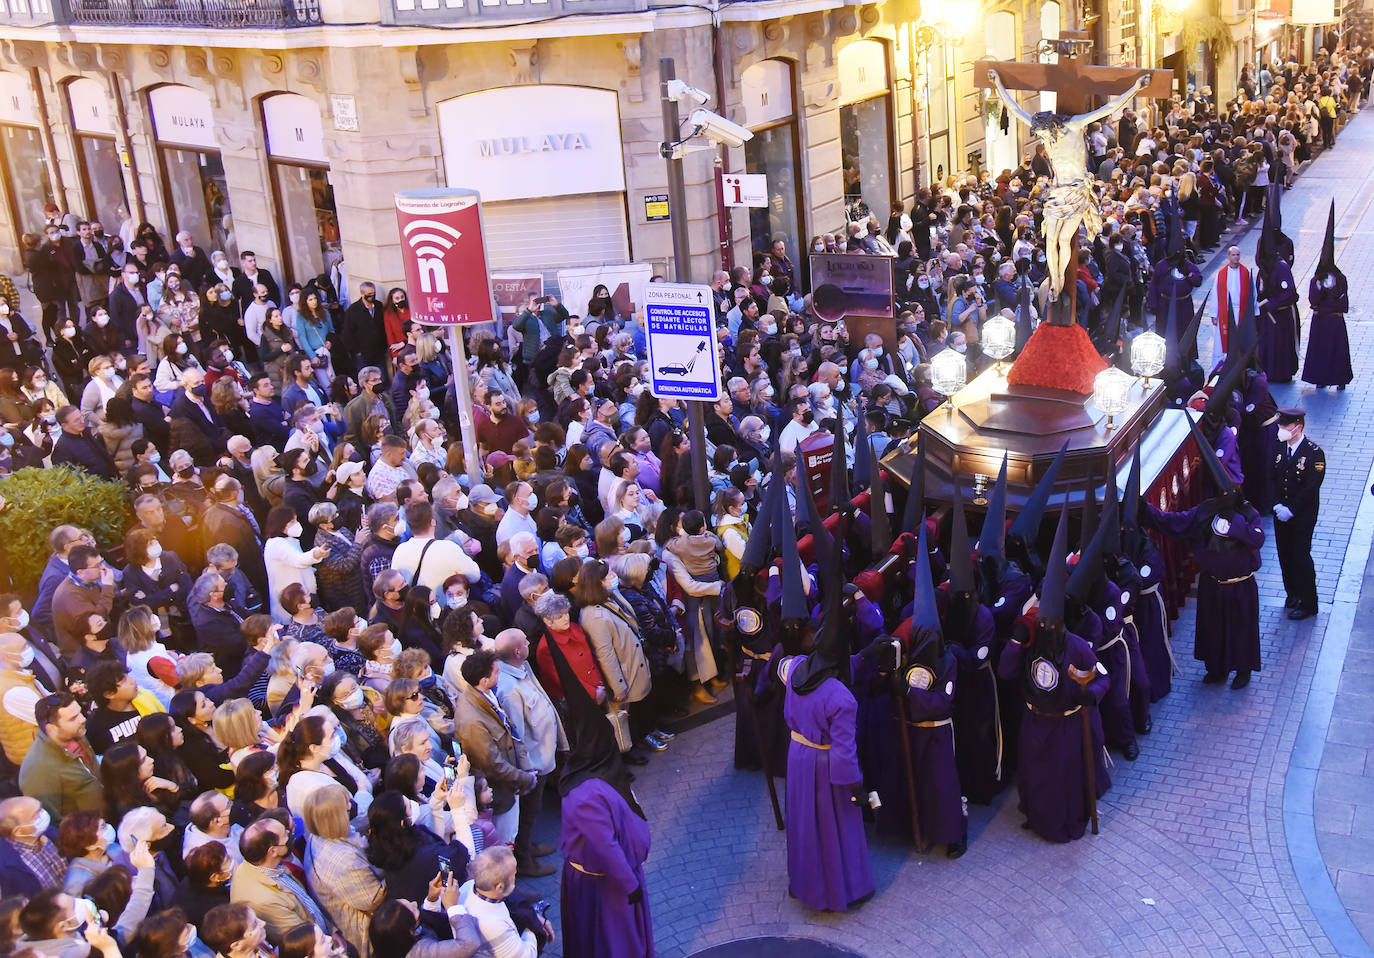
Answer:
[
  {"xmin": 735, "ymin": 608, "xmax": 762, "ymax": 635},
  {"xmin": 1032, "ymin": 657, "xmax": 1059, "ymax": 691},
  {"xmin": 907, "ymin": 666, "xmax": 934, "ymax": 690}
]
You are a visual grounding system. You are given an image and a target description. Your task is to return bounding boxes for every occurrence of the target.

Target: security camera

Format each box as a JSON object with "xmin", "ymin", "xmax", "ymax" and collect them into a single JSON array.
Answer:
[
  {"xmin": 665, "ymin": 79, "xmax": 711, "ymax": 106},
  {"xmin": 688, "ymin": 108, "xmax": 754, "ymax": 148}
]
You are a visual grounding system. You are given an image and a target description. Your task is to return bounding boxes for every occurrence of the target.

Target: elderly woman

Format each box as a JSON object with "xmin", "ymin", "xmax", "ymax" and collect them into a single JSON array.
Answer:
[
  {"xmin": 264, "ymin": 505, "xmax": 328, "ymax": 622},
  {"xmin": 81, "ymin": 354, "xmax": 123, "ymax": 428},
  {"xmin": 385, "ymin": 677, "xmax": 452, "ymax": 759},
  {"xmin": 121, "ymin": 527, "xmax": 193, "ymax": 644},
  {"xmin": 573, "ymin": 561, "xmax": 652, "ymax": 765},
  {"xmin": 303, "ymin": 783, "xmax": 386, "ymax": 958},
  {"xmin": 321, "ymin": 670, "xmax": 389, "ymax": 770}
]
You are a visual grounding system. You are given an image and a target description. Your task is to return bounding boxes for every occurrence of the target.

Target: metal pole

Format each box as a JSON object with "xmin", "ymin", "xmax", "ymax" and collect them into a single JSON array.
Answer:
[
  {"xmin": 660, "ymin": 56, "xmax": 712, "ymax": 511},
  {"xmin": 449, "ymin": 325, "xmax": 483, "ymax": 489}
]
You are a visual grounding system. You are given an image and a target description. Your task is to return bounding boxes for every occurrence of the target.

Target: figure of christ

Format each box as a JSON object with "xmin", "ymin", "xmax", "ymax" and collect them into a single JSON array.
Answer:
[{"xmin": 988, "ymin": 69, "xmax": 1152, "ymax": 323}]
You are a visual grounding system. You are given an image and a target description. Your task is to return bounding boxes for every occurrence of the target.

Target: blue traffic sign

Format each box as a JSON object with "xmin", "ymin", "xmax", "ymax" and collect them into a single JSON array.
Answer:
[{"xmin": 644, "ymin": 282, "xmax": 722, "ymax": 401}]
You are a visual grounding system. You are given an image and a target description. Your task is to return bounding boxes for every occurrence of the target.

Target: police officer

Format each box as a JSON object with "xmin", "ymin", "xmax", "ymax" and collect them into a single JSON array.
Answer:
[{"xmin": 1269, "ymin": 407, "xmax": 1325, "ymax": 620}]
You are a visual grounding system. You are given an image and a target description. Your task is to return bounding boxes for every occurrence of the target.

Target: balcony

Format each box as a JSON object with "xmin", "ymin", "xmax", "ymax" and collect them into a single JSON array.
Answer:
[
  {"xmin": 382, "ymin": 0, "xmax": 645, "ymax": 26},
  {"xmin": 58, "ymin": 0, "xmax": 323, "ymax": 26}
]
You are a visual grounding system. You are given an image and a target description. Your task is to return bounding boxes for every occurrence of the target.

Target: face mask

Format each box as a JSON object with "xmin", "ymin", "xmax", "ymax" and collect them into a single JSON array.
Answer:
[
  {"xmin": 223, "ymin": 349, "xmax": 234, "ymax": 363},
  {"xmin": 864, "ymin": 358, "xmax": 880, "ymax": 371},
  {"xmin": 0, "ymin": 432, "xmax": 12, "ymax": 450},
  {"xmin": 813, "ymin": 243, "xmax": 824, "ymax": 252},
  {"xmin": 26, "ymin": 810, "xmax": 50, "ymax": 838},
  {"xmin": 330, "ymin": 734, "xmax": 343, "ymax": 757},
  {"xmin": 286, "ymin": 521, "xmax": 303, "ymax": 538},
  {"xmin": 605, "ymin": 574, "xmax": 619, "ymax": 591},
  {"xmin": 761, "ymin": 323, "xmax": 777, "ymax": 335},
  {"xmin": 175, "ymin": 343, "xmax": 188, "ymax": 356},
  {"xmin": 801, "ymin": 410, "xmax": 815, "ymax": 425},
  {"xmin": 429, "ymin": 602, "xmax": 441, "ymax": 619},
  {"xmin": 873, "ymin": 346, "xmax": 884, "ymax": 358},
  {"xmin": 759, "ymin": 426, "xmax": 770, "ymax": 443},
  {"xmin": 92, "ymin": 311, "xmax": 112, "ymax": 328},
  {"xmin": 98, "ymin": 822, "xmax": 116, "ymax": 847},
  {"xmin": 761, "ymin": 275, "xmax": 773, "ymax": 286},
  {"xmin": 340, "ymin": 687, "xmax": 366, "ymax": 710},
  {"xmin": 1277, "ymin": 426, "xmax": 1294, "ymax": 442},
  {"xmin": 527, "ymin": 412, "xmax": 539, "ymax": 424},
  {"xmin": 147, "ymin": 542, "xmax": 162, "ymax": 559},
  {"xmin": 389, "ymin": 637, "xmax": 403, "ymax": 660},
  {"xmin": 524, "ymin": 493, "xmax": 538, "ymax": 510},
  {"xmin": 61, "ymin": 327, "xmax": 76, "ymax": 339},
  {"xmin": 192, "ymin": 384, "xmax": 207, "ymax": 399},
  {"xmin": 17, "ymin": 646, "xmax": 34, "ymax": 669},
  {"xmin": 918, "ymin": 278, "xmax": 930, "ymax": 289}
]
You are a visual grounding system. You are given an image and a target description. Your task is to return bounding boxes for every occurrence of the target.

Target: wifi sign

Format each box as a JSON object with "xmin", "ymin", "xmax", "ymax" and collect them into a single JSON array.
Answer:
[{"xmin": 394, "ymin": 189, "xmax": 494, "ymax": 327}]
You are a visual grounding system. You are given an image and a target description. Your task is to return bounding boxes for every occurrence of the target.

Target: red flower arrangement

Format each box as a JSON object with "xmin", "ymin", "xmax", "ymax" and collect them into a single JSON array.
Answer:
[{"xmin": 1007, "ymin": 323, "xmax": 1107, "ymax": 395}]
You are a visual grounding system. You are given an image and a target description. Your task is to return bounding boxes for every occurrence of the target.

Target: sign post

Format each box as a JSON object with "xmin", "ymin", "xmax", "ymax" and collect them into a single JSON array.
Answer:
[
  {"xmin": 644, "ymin": 282, "xmax": 722, "ymax": 402},
  {"xmin": 394, "ymin": 188, "xmax": 494, "ymax": 489}
]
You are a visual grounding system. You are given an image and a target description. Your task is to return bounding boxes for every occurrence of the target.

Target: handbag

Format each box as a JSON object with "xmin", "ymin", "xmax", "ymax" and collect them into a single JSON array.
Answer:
[{"xmin": 605, "ymin": 705, "xmax": 633, "ymax": 752}]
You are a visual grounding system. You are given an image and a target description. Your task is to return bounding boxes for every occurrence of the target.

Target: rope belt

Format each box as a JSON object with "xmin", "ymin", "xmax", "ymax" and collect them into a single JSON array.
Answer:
[
  {"xmin": 1212, "ymin": 572, "xmax": 1256, "ymax": 585},
  {"xmin": 568, "ymin": 861, "xmax": 605, "ymax": 877},
  {"xmin": 790, "ymin": 730, "xmax": 830, "ymax": 750},
  {"xmin": 740, "ymin": 648, "xmax": 772, "ymax": 661},
  {"xmin": 1140, "ymin": 584, "xmax": 1159, "ymax": 595},
  {"xmin": 1146, "ymin": 582, "xmax": 1182, "ymax": 676},
  {"xmin": 1026, "ymin": 703, "xmax": 1082, "ymax": 718},
  {"xmin": 1098, "ymin": 633, "xmax": 1131, "ymax": 693},
  {"xmin": 909, "ymin": 717, "xmax": 953, "ymax": 728},
  {"xmin": 982, "ymin": 660, "xmax": 1005, "ymax": 781}
]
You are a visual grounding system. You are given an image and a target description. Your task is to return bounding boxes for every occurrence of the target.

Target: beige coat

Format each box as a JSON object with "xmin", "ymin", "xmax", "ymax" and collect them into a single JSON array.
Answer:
[{"xmin": 579, "ymin": 594, "xmax": 651, "ymax": 705}]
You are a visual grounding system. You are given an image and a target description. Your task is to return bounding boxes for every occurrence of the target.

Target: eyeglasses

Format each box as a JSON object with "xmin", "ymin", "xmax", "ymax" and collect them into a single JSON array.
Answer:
[{"xmin": 407, "ymin": 692, "xmax": 423, "ymax": 701}]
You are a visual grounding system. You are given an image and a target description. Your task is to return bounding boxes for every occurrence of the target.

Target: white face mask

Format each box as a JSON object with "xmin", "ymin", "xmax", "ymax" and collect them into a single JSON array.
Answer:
[
  {"xmin": 151, "ymin": 614, "xmax": 162, "ymax": 633},
  {"xmin": 574, "ymin": 544, "xmax": 589, "ymax": 558},
  {"xmin": 759, "ymin": 426, "xmax": 771, "ymax": 443},
  {"xmin": 865, "ymin": 358, "xmax": 880, "ymax": 370},
  {"xmin": 1277, "ymin": 426, "xmax": 1295, "ymax": 442},
  {"xmin": 175, "ymin": 343, "xmax": 188, "ymax": 356},
  {"xmin": 223, "ymin": 349, "xmax": 234, "ymax": 363},
  {"xmin": 285, "ymin": 521, "xmax": 303, "ymax": 538},
  {"xmin": 605, "ymin": 574, "xmax": 619, "ymax": 591},
  {"xmin": 873, "ymin": 346, "xmax": 884, "ymax": 357},
  {"xmin": 17, "ymin": 646, "xmax": 34, "ymax": 669},
  {"xmin": 340, "ymin": 688, "xmax": 365, "ymax": 710},
  {"xmin": 429, "ymin": 602, "xmax": 441, "ymax": 619},
  {"xmin": 146, "ymin": 542, "xmax": 162, "ymax": 559},
  {"xmin": 61, "ymin": 327, "xmax": 76, "ymax": 339},
  {"xmin": 813, "ymin": 243, "xmax": 825, "ymax": 252},
  {"xmin": 97, "ymin": 822, "xmax": 116, "ymax": 847}
]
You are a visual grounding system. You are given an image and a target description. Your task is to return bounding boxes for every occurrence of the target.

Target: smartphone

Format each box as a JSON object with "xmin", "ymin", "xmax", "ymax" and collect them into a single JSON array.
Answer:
[
  {"xmin": 535, "ymin": 295, "xmax": 551, "ymax": 306},
  {"xmin": 73, "ymin": 897, "xmax": 101, "ymax": 929},
  {"xmin": 438, "ymin": 856, "xmax": 452, "ymax": 882},
  {"xmin": 443, "ymin": 764, "xmax": 457, "ymax": 786},
  {"xmin": 532, "ymin": 899, "xmax": 551, "ymax": 921}
]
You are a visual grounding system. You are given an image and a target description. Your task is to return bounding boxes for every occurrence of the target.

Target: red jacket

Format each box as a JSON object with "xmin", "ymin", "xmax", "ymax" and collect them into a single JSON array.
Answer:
[{"xmin": 535, "ymin": 624, "xmax": 603, "ymax": 701}]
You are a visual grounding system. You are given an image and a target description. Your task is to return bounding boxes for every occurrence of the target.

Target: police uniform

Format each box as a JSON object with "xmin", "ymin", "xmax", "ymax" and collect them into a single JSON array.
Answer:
[{"xmin": 1268, "ymin": 407, "xmax": 1325, "ymax": 619}]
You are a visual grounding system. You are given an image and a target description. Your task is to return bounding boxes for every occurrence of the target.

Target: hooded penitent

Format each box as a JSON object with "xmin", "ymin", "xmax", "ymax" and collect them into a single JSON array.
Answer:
[
  {"xmin": 1256, "ymin": 180, "xmax": 1294, "ymax": 275},
  {"xmin": 907, "ymin": 518, "xmax": 945, "ymax": 673},
  {"xmin": 548, "ymin": 621, "xmax": 644, "ymax": 818},
  {"xmin": 1187, "ymin": 408, "xmax": 1238, "ymax": 502},
  {"xmin": 1007, "ymin": 440, "xmax": 1069, "ymax": 574},
  {"xmin": 790, "ymin": 497, "xmax": 852, "ymax": 696},
  {"xmin": 779, "ymin": 461, "xmax": 811, "ymax": 624},
  {"xmin": 1316, "ymin": 199, "xmax": 1343, "ymax": 286},
  {"xmin": 1015, "ymin": 280, "xmax": 1035, "ymax": 356},
  {"xmin": 852, "ymin": 406, "xmax": 871, "ymax": 490},
  {"xmin": 900, "ymin": 432, "xmax": 927, "ymax": 538},
  {"xmin": 1165, "ymin": 194, "xmax": 1186, "ymax": 263},
  {"xmin": 1120, "ymin": 443, "xmax": 1143, "ymax": 560},
  {"xmin": 1200, "ymin": 332, "xmax": 1250, "ymax": 442}
]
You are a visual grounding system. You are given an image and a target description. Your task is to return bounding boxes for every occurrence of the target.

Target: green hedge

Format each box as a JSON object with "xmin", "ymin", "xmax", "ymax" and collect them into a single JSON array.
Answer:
[{"xmin": 0, "ymin": 466, "xmax": 131, "ymax": 598}]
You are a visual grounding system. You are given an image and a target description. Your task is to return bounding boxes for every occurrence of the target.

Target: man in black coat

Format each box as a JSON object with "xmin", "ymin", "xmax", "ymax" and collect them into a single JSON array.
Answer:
[
  {"xmin": 169, "ymin": 369, "xmax": 229, "ymax": 466},
  {"xmin": 126, "ymin": 374, "xmax": 170, "ymax": 454},
  {"xmin": 230, "ymin": 251, "xmax": 281, "ymax": 319},
  {"xmin": 169, "ymin": 231, "xmax": 213, "ymax": 291},
  {"xmin": 50, "ymin": 405, "xmax": 117, "ymax": 479},
  {"xmin": 341, "ymin": 282, "xmax": 385, "ymax": 375},
  {"xmin": 108, "ymin": 261, "xmax": 147, "ymax": 355},
  {"xmin": 26, "ymin": 225, "xmax": 79, "ymax": 338},
  {"xmin": 202, "ymin": 475, "xmax": 268, "ymax": 599},
  {"xmin": 1269, "ymin": 407, "xmax": 1324, "ymax": 620}
]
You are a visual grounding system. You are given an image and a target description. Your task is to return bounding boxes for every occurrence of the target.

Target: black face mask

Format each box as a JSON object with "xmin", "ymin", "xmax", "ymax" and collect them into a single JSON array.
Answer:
[
  {"xmin": 192, "ymin": 384, "xmax": 207, "ymax": 399},
  {"xmin": 801, "ymin": 410, "xmax": 815, "ymax": 426}
]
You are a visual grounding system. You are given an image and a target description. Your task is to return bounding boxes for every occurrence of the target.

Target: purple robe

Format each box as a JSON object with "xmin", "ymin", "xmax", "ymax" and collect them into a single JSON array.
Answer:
[
  {"xmin": 947, "ymin": 605, "xmax": 1004, "ymax": 803},
  {"xmin": 1087, "ymin": 579, "xmax": 1136, "ymax": 750},
  {"xmin": 989, "ymin": 573, "xmax": 1033, "ymax": 776},
  {"xmin": 901, "ymin": 652, "xmax": 967, "ymax": 846},
  {"xmin": 1257, "ymin": 261, "xmax": 1300, "ymax": 382},
  {"xmin": 781, "ymin": 658, "xmax": 874, "ymax": 910},
  {"xmin": 1146, "ymin": 503, "xmax": 1265, "ymax": 674},
  {"xmin": 559, "ymin": 778, "xmax": 654, "ymax": 958},
  {"xmin": 1132, "ymin": 547, "xmax": 1175, "ymax": 701},
  {"xmin": 1302, "ymin": 275, "xmax": 1353, "ymax": 387},
  {"xmin": 998, "ymin": 625, "xmax": 1110, "ymax": 843},
  {"xmin": 1147, "ymin": 258, "xmax": 1203, "ymax": 321},
  {"xmin": 1239, "ymin": 371, "xmax": 1278, "ymax": 510},
  {"xmin": 850, "ymin": 653, "xmax": 907, "ymax": 841}
]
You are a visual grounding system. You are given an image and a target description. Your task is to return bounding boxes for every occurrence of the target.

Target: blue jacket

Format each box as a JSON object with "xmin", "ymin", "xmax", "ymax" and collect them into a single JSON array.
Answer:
[
  {"xmin": 33, "ymin": 555, "xmax": 69, "ymax": 643},
  {"xmin": 51, "ymin": 429, "xmax": 117, "ymax": 479},
  {"xmin": 247, "ymin": 398, "xmax": 291, "ymax": 448},
  {"xmin": 0, "ymin": 829, "xmax": 61, "ymax": 898}
]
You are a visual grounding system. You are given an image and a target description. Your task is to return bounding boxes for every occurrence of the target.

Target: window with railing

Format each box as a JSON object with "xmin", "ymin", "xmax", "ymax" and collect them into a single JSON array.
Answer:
[
  {"xmin": 65, "ymin": 0, "xmax": 323, "ymax": 26},
  {"xmin": 1119, "ymin": 0, "xmax": 1136, "ymax": 39}
]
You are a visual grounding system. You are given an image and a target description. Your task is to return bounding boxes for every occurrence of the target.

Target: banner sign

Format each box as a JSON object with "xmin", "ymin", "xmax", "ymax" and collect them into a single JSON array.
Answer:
[{"xmin": 394, "ymin": 189, "xmax": 494, "ymax": 326}]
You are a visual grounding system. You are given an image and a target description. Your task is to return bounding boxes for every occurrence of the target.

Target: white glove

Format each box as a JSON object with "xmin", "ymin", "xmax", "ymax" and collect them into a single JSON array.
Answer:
[
  {"xmin": 1211, "ymin": 516, "xmax": 1232, "ymax": 537},
  {"xmin": 1274, "ymin": 504, "xmax": 1294, "ymax": 522}
]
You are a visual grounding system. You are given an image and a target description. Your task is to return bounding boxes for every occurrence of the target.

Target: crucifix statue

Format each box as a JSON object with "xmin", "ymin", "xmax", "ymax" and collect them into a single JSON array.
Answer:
[{"xmin": 975, "ymin": 35, "xmax": 1172, "ymax": 325}]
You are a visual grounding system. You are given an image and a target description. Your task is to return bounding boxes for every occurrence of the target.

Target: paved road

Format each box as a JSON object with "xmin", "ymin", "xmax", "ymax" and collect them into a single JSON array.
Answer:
[{"xmin": 514, "ymin": 111, "xmax": 1374, "ymax": 957}]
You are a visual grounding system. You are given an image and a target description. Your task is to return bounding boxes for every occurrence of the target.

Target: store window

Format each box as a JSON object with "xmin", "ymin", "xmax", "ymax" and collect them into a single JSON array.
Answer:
[
  {"xmin": 66, "ymin": 77, "xmax": 128, "ymax": 232},
  {"xmin": 740, "ymin": 59, "xmax": 804, "ymax": 266},
  {"xmin": 0, "ymin": 71, "xmax": 53, "ymax": 244},
  {"xmin": 838, "ymin": 40, "xmax": 893, "ymax": 224},
  {"xmin": 263, "ymin": 93, "xmax": 338, "ymax": 285},
  {"xmin": 148, "ymin": 84, "xmax": 236, "ymax": 259}
]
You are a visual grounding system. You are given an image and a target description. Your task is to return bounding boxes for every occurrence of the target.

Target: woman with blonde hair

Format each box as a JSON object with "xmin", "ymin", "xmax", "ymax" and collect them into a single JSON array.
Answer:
[
  {"xmin": 118, "ymin": 604, "xmax": 181, "ymax": 707},
  {"xmin": 303, "ymin": 783, "xmax": 386, "ymax": 958},
  {"xmin": 250, "ymin": 445, "xmax": 286, "ymax": 509},
  {"xmin": 212, "ymin": 697, "xmax": 272, "ymax": 767},
  {"xmin": 80, "ymin": 354, "xmax": 122, "ymax": 428}
]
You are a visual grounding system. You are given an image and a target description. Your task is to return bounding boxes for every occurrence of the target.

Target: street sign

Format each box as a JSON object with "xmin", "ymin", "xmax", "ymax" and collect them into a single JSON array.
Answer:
[
  {"xmin": 394, "ymin": 189, "xmax": 494, "ymax": 326},
  {"xmin": 721, "ymin": 172, "xmax": 768, "ymax": 208},
  {"xmin": 644, "ymin": 282, "xmax": 722, "ymax": 401}
]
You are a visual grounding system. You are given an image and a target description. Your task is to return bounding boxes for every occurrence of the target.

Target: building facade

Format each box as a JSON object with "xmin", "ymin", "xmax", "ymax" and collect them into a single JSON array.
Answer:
[{"xmin": 0, "ymin": 0, "xmax": 1092, "ymax": 300}]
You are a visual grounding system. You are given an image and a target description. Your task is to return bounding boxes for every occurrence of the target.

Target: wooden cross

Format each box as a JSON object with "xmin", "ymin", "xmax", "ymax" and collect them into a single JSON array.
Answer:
[{"xmin": 973, "ymin": 32, "xmax": 1173, "ymax": 116}]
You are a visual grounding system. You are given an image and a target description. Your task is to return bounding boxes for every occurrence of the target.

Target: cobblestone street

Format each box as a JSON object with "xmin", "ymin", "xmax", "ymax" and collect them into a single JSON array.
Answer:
[{"xmin": 506, "ymin": 109, "xmax": 1374, "ymax": 957}]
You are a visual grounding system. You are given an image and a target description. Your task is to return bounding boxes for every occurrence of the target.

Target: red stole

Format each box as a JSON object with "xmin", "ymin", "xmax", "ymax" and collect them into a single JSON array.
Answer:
[{"xmin": 1214, "ymin": 264, "xmax": 1252, "ymax": 351}]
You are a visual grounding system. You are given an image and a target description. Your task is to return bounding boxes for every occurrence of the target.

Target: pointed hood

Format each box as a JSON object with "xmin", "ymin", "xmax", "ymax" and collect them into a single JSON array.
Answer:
[
  {"xmin": 1187, "ymin": 408, "xmax": 1236, "ymax": 496},
  {"xmin": 1180, "ymin": 292, "xmax": 1207, "ymax": 369},
  {"xmin": 911, "ymin": 516, "xmax": 943, "ymax": 638},
  {"xmin": 549, "ymin": 621, "xmax": 643, "ymax": 817},
  {"xmin": 976, "ymin": 452, "xmax": 1009, "ymax": 566},
  {"xmin": 793, "ymin": 447, "xmax": 833, "ymax": 574},
  {"xmin": 1078, "ymin": 474, "xmax": 1098, "ymax": 555},
  {"xmin": 1037, "ymin": 502, "xmax": 1070, "ymax": 624},
  {"xmin": 1008, "ymin": 440, "xmax": 1069, "ymax": 545},
  {"xmin": 1106, "ymin": 284, "xmax": 1127, "ymax": 353},
  {"xmin": 1317, "ymin": 200, "xmax": 1340, "ymax": 280},
  {"xmin": 790, "ymin": 509, "xmax": 851, "ymax": 695},
  {"xmin": 1203, "ymin": 339, "xmax": 1249, "ymax": 431},
  {"xmin": 1067, "ymin": 499, "xmax": 1107, "ymax": 606},
  {"xmin": 949, "ymin": 479, "xmax": 975, "ymax": 595},
  {"xmin": 1099, "ymin": 467, "xmax": 1121, "ymax": 554},
  {"xmin": 739, "ymin": 448, "xmax": 784, "ymax": 573},
  {"xmin": 852, "ymin": 406, "xmax": 871, "ymax": 490},
  {"xmin": 870, "ymin": 456, "xmax": 893, "ymax": 557},
  {"xmin": 1120, "ymin": 443, "xmax": 1142, "ymax": 554},
  {"xmin": 830, "ymin": 413, "xmax": 850, "ymax": 514},
  {"xmin": 1225, "ymin": 297, "xmax": 1238, "ymax": 359},
  {"xmin": 900, "ymin": 432, "xmax": 927, "ymax": 537},
  {"xmin": 778, "ymin": 468, "xmax": 810, "ymax": 620},
  {"xmin": 1166, "ymin": 196, "xmax": 1185, "ymax": 260},
  {"xmin": 1257, "ymin": 180, "xmax": 1294, "ymax": 272}
]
